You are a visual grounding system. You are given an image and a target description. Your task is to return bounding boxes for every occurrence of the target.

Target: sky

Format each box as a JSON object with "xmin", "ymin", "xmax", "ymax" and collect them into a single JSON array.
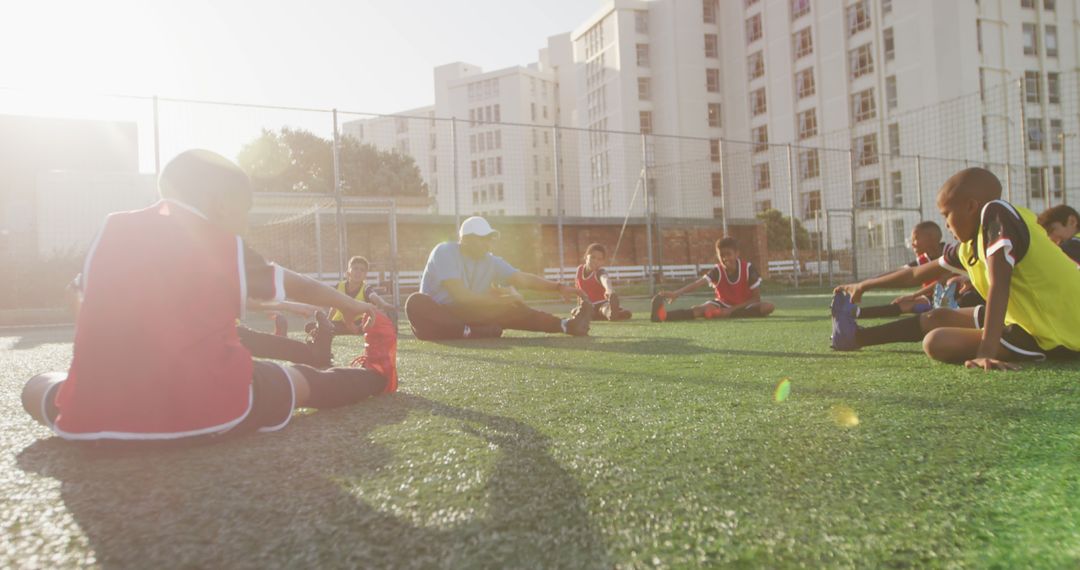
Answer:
[{"xmin": 0, "ymin": 0, "xmax": 603, "ymax": 113}]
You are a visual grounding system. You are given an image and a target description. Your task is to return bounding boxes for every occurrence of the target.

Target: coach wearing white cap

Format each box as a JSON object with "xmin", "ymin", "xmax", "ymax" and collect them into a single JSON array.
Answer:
[{"xmin": 405, "ymin": 216, "xmax": 592, "ymax": 340}]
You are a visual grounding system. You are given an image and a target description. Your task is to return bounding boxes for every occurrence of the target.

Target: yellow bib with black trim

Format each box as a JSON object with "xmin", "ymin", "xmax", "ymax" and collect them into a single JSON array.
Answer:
[
  {"xmin": 959, "ymin": 204, "xmax": 1080, "ymax": 351},
  {"xmin": 329, "ymin": 280, "xmax": 368, "ymax": 322}
]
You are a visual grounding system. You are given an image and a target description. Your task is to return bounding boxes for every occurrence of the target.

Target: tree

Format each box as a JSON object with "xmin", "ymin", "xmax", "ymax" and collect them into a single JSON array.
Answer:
[
  {"xmin": 756, "ymin": 209, "xmax": 812, "ymax": 251},
  {"xmin": 237, "ymin": 128, "xmax": 426, "ymax": 196}
]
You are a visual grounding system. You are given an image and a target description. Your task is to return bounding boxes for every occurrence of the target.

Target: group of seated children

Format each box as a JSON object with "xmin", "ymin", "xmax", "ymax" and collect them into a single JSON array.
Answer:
[
  {"xmin": 22, "ymin": 150, "xmax": 398, "ymax": 446},
  {"xmin": 831, "ymin": 167, "xmax": 1080, "ymax": 371}
]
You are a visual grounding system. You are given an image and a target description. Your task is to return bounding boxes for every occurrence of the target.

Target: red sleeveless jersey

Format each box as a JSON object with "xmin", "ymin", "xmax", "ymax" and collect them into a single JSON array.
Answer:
[
  {"xmin": 576, "ymin": 265, "xmax": 608, "ymax": 303},
  {"xmin": 54, "ymin": 201, "xmax": 264, "ymax": 440},
  {"xmin": 708, "ymin": 260, "xmax": 759, "ymax": 306}
]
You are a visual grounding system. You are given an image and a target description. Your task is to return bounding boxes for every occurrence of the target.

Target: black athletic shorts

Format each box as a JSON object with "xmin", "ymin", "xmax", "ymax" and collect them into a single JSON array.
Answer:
[{"xmin": 973, "ymin": 305, "xmax": 1079, "ymax": 361}]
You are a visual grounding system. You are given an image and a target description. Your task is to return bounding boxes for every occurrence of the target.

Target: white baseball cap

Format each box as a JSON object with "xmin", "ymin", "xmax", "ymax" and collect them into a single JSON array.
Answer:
[{"xmin": 459, "ymin": 216, "xmax": 499, "ymax": 239}]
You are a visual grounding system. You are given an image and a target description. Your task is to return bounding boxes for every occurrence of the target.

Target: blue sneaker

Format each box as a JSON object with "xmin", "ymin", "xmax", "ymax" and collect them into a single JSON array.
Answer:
[
  {"xmin": 932, "ymin": 282, "xmax": 959, "ymax": 309},
  {"xmin": 830, "ymin": 291, "xmax": 859, "ymax": 351}
]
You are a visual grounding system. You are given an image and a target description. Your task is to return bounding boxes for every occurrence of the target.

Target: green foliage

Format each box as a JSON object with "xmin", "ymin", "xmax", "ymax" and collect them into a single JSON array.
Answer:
[
  {"xmin": 237, "ymin": 128, "xmax": 426, "ymax": 196},
  {"xmin": 757, "ymin": 208, "xmax": 812, "ymax": 251}
]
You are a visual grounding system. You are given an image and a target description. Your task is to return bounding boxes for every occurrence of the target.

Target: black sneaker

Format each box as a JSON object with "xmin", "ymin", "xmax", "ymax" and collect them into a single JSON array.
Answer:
[
  {"xmin": 309, "ymin": 310, "xmax": 334, "ymax": 368},
  {"xmin": 565, "ymin": 306, "xmax": 591, "ymax": 336}
]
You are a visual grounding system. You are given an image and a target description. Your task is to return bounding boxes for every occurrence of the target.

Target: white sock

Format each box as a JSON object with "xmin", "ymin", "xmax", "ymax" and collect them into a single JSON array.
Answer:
[
  {"xmin": 463, "ymin": 325, "xmax": 472, "ymax": 338},
  {"xmin": 560, "ymin": 319, "xmax": 569, "ymax": 333}
]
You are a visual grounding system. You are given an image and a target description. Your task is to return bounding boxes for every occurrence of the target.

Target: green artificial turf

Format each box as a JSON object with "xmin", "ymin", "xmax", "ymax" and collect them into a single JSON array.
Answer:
[{"xmin": 2, "ymin": 292, "xmax": 1080, "ymax": 568}]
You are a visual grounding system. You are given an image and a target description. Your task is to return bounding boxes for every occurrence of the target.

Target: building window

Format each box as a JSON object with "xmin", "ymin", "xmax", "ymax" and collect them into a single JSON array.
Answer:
[
  {"xmin": 1053, "ymin": 166, "xmax": 1063, "ymax": 197},
  {"xmin": 708, "ymin": 103, "xmax": 722, "ymax": 128},
  {"xmin": 1045, "ymin": 0, "xmax": 1056, "ymax": 10},
  {"xmin": 638, "ymin": 77, "xmax": 651, "ymax": 100},
  {"xmin": 1022, "ymin": 0, "xmax": 1035, "ymax": 7},
  {"xmin": 856, "ymin": 178, "xmax": 882, "ymax": 207},
  {"xmin": 637, "ymin": 43, "xmax": 650, "ymax": 67},
  {"xmin": 793, "ymin": 28, "xmax": 813, "ymax": 60},
  {"xmin": 854, "ymin": 133, "xmax": 879, "ymax": 167},
  {"xmin": 1046, "ymin": 25, "xmax": 1058, "ymax": 57},
  {"xmin": 882, "ymin": 0, "xmax": 892, "ymax": 15},
  {"xmin": 712, "ymin": 172, "xmax": 723, "ymax": 196},
  {"xmin": 748, "ymin": 51, "xmax": 765, "ymax": 81},
  {"xmin": 640, "ymin": 111, "xmax": 653, "ymax": 134},
  {"xmin": 750, "ymin": 87, "xmax": 767, "ymax": 116},
  {"xmin": 713, "ymin": 207, "xmax": 725, "ymax": 218},
  {"xmin": 1023, "ymin": 23, "xmax": 1038, "ymax": 56},
  {"xmin": 888, "ymin": 123, "xmax": 900, "ymax": 156},
  {"xmin": 791, "ymin": 0, "xmax": 810, "ymax": 20},
  {"xmin": 847, "ymin": 0, "xmax": 871, "ymax": 37},
  {"xmin": 977, "ymin": 20, "xmax": 982, "ymax": 53},
  {"xmin": 707, "ymin": 68, "xmax": 721, "ymax": 92},
  {"xmin": 883, "ymin": 28, "xmax": 895, "ymax": 61},
  {"xmin": 1029, "ymin": 167, "xmax": 1045, "ymax": 198},
  {"xmin": 752, "ymin": 125, "xmax": 769, "ymax": 153},
  {"xmin": 886, "ymin": 75, "xmax": 898, "ymax": 110},
  {"xmin": 705, "ymin": 33, "xmax": 719, "ymax": 58},
  {"xmin": 1050, "ymin": 119, "xmax": 1063, "ymax": 150},
  {"xmin": 849, "ymin": 44, "xmax": 874, "ymax": 80},
  {"xmin": 746, "ymin": 14, "xmax": 763, "ymax": 43},
  {"xmin": 1027, "ymin": 118, "xmax": 1044, "ymax": 151},
  {"xmin": 803, "ymin": 190, "xmax": 822, "ymax": 218},
  {"xmin": 469, "ymin": 134, "xmax": 477, "ymax": 153},
  {"xmin": 851, "ymin": 88, "xmax": 877, "ymax": 123},
  {"xmin": 795, "ymin": 68, "xmax": 815, "ymax": 99},
  {"xmin": 755, "ymin": 199, "xmax": 773, "ymax": 213},
  {"xmin": 1048, "ymin": 72, "xmax": 1060, "ymax": 104},
  {"xmin": 494, "ymin": 104, "xmax": 500, "ymax": 122},
  {"xmin": 746, "ymin": 0, "xmax": 760, "ymax": 6},
  {"xmin": 891, "ymin": 171, "xmax": 903, "ymax": 205},
  {"xmin": 635, "ymin": 10, "xmax": 648, "ymax": 33},
  {"xmin": 703, "ymin": 0, "xmax": 717, "ymax": 23},
  {"xmin": 754, "ymin": 163, "xmax": 771, "ymax": 191},
  {"xmin": 797, "ymin": 109, "xmax": 817, "ymax": 140},
  {"xmin": 1025, "ymin": 71, "xmax": 1041, "ymax": 103},
  {"xmin": 710, "ymin": 139, "xmax": 721, "ymax": 162},
  {"xmin": 798, "ymin": 148, "xmax": 820, "ymax": 180}
]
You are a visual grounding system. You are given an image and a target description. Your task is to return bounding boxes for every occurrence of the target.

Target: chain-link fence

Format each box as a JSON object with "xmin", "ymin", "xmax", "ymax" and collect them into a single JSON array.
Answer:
[{"xmin": 5, "ymin": 70, "xmax": 1080, "ymax": 311}]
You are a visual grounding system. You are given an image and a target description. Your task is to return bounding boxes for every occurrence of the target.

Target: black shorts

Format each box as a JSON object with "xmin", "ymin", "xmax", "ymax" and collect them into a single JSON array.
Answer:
[
  {"xmin": 705, "ymin": 299, "xmax": 764, "ymax": 318},
  {"xmin": 972, "ymin": 305, "xmax": 1079, "ymax": 361}
]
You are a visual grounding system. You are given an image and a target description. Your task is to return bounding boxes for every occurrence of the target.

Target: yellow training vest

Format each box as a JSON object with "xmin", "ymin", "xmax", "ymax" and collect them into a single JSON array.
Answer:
[
  {"xmin": 959, "ymin": 201, "xmax": 1080, "ymax": 351},
  {"xmin": 329, "ymin": 280, "xmax": 368, "ymax": 322}
]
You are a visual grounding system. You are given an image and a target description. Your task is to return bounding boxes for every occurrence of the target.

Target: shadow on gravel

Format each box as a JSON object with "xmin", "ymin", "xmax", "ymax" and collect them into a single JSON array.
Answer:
[{"xmin": 16, "ymin": 394, "xmax": 609, "ymax": 569}]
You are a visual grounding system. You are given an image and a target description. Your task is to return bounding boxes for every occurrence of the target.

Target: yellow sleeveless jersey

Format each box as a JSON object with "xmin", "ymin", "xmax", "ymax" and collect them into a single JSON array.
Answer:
[
  {"xmin": 329, "ymin": 280, "xmax": 368, "ymax": 322},
  {"xmin": 941, "ymin": 200, "xmax": 1080, "ymax": 351}
]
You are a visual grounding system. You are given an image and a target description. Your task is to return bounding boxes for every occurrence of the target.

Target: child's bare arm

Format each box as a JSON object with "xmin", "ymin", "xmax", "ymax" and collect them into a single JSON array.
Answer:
[
  {"xmin": 965, "ymin": 251, "xmax": 1018, "ymax": 371},
  {"xmin": 599, "ymin": 273, "xmax": 616, "ymax": 298},
  {"xmin": 837, "ymin": 262, "xmax": 949, "ymax": 303},
  {"xmin": 661, "ymin": 276, "xmax": 707, "ymax": 300},
  {"xmin": 282, "ymin": 269, "xmax": 376, "ymax": 332}
]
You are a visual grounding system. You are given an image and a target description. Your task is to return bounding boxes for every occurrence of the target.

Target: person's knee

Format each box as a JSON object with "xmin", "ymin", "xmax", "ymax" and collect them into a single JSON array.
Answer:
[
  {"xmin": 919, "ymin": 308, "xmax": 952, "ymax": 332},
  {"xmin": 922, "ymin": 329, "xmax": 958, "ymax": 362},
  {"xmin": 404, "ymin": 293, "xmax": 431, "ymax": 316},
  {"xmin": 760, "ymin": 303, "xmax": 775, "ymax": 316}
]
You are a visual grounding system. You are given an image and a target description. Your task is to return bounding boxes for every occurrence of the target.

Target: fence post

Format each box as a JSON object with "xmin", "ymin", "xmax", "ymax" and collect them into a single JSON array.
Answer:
[
  {"xmin": 389, "ymin": 199, "xmax": 400, "ymax": 320},
  {"xmin": 1060, "ymin": 132, "xmax": 1067, "ymax": 205},
  {"xmin": 825, "ymin": 209, "xmax": 834, "ymax": 287},
  {"xmin": 915, "ymin": 155, "xmax": 924, "ymax": 221},
  {"xmin": 641, "ymin": 133, "xmax": 655, "ymax": 296},
  {"xmin": 786, "ymin": 144, "xmax": 800, "ymax": 287},
  {"xmin": 815, "ymin": 208, "xmax": 823, "ymax": 287},
  {"xmin": 847, "ymin": 148, "xmax": 859, "ymax": 281},
  {"xmin": 1018, "ymin": 78, "xmax": 1030, "ymax": 209},
  {"xmin": 718, "ymin": 138, "xmax": 729, "ymax": 236},
  {"xmin": 552, "ymin": 125, "xmax": 565, "ymax": 282},
  {"xmin": 332, "ymin": 109, "xmax": 347, "ymax": 280},
  {"xmin": 1043, "ymin": 166, "xmax": 1051, "ymax": 212},
  {"xmin": 1002, "ymin": 78, "xmax": 1014, "ymax": 202},
  {"xmin": 152, "ymin": 95, "xmax": 161, "ymax": 175},
  {"xmin": 314, "ymin": 206, "xmax": 324, "ymax": 280},
  {"xmin": 451, "ymin": 117, "xmax": 461, "ymax": 230}
]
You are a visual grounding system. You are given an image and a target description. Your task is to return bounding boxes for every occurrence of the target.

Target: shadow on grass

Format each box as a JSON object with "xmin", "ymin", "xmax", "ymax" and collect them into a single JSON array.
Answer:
[
  {"xmin": 1, "ymin": 327, "xmax": 75, "ymax": 351},
  {"xmin": 16, "ymin": 394, "xmax": 609, "ymax": 569}
]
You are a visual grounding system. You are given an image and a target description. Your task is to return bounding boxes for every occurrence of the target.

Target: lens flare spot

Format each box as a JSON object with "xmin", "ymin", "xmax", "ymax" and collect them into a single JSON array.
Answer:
[
  {"xmin": 773, "ymin": 378, "xmax": 791, "ymax": 402},
  {"xmin": 830, "ymin": 404, "xmax": 860, "ymax": 427}
]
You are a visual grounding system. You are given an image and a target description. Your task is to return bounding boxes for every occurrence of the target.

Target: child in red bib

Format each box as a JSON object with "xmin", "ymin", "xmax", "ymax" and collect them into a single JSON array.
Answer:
[
  {"xmin": 571, "ymin": 243, "xmax": 632, "ymax": 321},
  {"xmin": 21, "ymin": 149, "xmax": 397, "ymax": 444},
  {"xmin": 651, "ymin": 237, "xmax": 775, "ymax": 322}
]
